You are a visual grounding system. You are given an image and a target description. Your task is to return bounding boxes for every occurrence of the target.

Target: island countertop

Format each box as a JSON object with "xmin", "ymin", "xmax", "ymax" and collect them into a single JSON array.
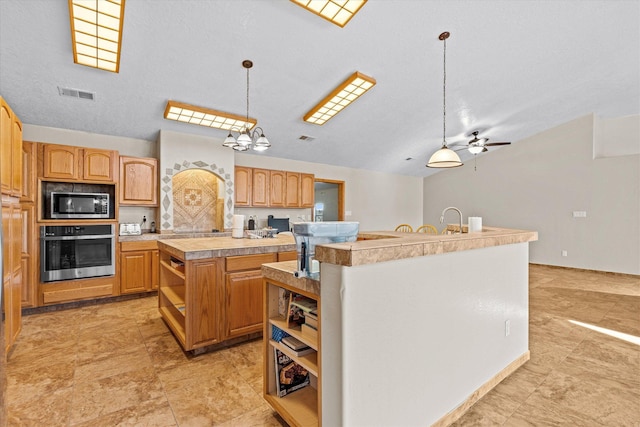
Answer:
[
  {"xmin": 157, "ymin": 233, "xmax": 297, "ymax": 260},
  {"xmin": 315, "ymin": 225, "xmax": 537, "ymax": 267}
]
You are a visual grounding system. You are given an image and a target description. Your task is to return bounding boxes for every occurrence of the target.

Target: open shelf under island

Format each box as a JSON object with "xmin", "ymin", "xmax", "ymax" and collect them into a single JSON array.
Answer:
[{"xmin": 262, "ymin": 226, "xmax": 537, "ymax": 427}]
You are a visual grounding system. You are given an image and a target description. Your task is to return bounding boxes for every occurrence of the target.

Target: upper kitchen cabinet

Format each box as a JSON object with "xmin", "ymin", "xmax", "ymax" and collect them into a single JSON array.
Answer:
[
  {"xmin": 252, "ymin": 168, "xmax": 270, "ymax": 207},
  {"xmin": 234, "ymin": 166, "xmax": 252, "ymax": 207},
  {"xmin": 269, "ymin": 170, "xmax": 286, "ymax": 207},
  {"xmin": 1, "ymin": 97, "xmax": 23, "ymax": 197},
  {"xmin": 285, "ymin": 172, "xmax": 315, "ymax": 208},
  {"xmin": 119, "ymin": 156, "xmax": 158, "ymax": 206},
  {"xmin": 235, "ymin": 166, "xmax": 314, "ymax": 208},
  {"xmin": 41, "ymin": 143, "xmax": 117, "ymax": 182}
]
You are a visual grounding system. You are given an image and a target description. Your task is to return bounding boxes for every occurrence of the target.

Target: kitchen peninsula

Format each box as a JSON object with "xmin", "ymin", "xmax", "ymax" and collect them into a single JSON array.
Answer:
[
  {"xmin": 262, "ymin": 226, "xmax": 537, "ymax": 427},
  {"xmin": 156, "ymin": 233, "xmax": 296, "ymax": 351}
]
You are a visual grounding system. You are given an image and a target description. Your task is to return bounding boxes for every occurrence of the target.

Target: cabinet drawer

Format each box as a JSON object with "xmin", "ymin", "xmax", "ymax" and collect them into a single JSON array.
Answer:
[
  {"xmin": 278, "ymin": 251, "xmax": 298, "ymax": 262},
  {"xmin": 226, "ymin": 253, "xmax": 276, "ymax": 272},
  {"xmin": 120, "ymin": 240, "xmax": 158, "ymax": 252}
]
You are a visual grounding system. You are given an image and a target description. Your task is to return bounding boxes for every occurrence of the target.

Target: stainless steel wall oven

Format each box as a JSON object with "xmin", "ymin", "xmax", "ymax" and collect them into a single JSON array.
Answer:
[{"xmin": 40, "ymin": 224, "xmax": 115, "ymax": 282}]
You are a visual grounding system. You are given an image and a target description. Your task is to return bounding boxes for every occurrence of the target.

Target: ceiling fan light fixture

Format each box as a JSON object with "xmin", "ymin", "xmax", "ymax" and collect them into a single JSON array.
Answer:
[
  {"xmin": 468, "ymin": 145, "xmax": 484, "ymax": 155},
  {"xmin": 427, "ymin": 31, "xmax": 463, "ymax": 169},
  {"xmin": 304, "ymin": 71, "xmax": 376, "ymax": 125},
  {"xmin": 290, "ymin": 0, "xmax": 367, "ymax": 27}
]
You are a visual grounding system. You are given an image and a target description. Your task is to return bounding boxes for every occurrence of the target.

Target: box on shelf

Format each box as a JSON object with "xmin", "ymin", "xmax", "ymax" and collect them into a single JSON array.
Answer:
[{"xmin": 274, "ymin": 348, "xmax": 310, "ymax": 397}]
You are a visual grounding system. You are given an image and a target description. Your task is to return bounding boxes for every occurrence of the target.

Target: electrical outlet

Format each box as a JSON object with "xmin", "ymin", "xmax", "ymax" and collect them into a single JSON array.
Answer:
[
  {"xmin": 505, "ymin": 320, "xmax": 511, "ymax": 337},
  {"xmin": 345, "ymin": 210, "xmax": 352, "ymax": 216},
  {"xmin": 572, "ymin": 211, "xmax": 587, "ymax": 218},
  {"xmin": 562, "ymin": 250, "xmax": 568, "ymax": 257}
]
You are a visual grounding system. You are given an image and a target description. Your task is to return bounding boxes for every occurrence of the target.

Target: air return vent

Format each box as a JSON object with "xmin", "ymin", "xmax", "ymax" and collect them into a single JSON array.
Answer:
[
  {"xmin": 298, "ymin": 135, "xmax": 315, "ymax": 142},
  {"xmin": 58, "ymin": 86, "xmax": 95, "ymax": 101}
]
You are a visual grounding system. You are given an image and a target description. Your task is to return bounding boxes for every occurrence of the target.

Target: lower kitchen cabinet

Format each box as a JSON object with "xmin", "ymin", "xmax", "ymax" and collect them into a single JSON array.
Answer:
[
  {"xmin": 225, "ymin": 253, "xmax": 277, "ymax": 338},
  {"xmin": 158, "ymin": 247, "xmax": 293, "ymax": 352},
  {"xmin": 119, "ymin": 240, "xmax": 159, "ymax": 294}
]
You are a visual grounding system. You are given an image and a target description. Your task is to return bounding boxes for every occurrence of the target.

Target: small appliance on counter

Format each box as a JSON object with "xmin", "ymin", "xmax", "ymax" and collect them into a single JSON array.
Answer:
[
  {"xmin": 119, "ymin": 223, "xmax": 142, "ymax": 236},
  {"xmin": 292, "ymin": 221, "xmax": 359, "ymax": 279},
  {"xmin": 267, "ymin": 215, "xmax": 290, "ymax": 234}
]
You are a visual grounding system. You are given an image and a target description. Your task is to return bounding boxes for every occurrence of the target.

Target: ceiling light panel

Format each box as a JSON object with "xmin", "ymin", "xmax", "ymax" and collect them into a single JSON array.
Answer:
[
  {"xmin": 164, "ymin": 100, "xmax": 257, "ymax": 132},
  {"xmin": 69, "ymin": 0, "xmax": 125, "ymax": 73},
  {"xmin": 291, "ymin": 0, "xmax": 367, "ymax": 27},
  {"xmin": 304, "ymin": 71, "xmax": 376, "ymax": 125}
]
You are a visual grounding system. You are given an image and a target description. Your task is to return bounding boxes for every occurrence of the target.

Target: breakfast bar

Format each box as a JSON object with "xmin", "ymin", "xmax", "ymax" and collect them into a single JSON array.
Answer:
[{"xmin": 262, "ymin": 226, "xmax": 537, "ymax": 426}]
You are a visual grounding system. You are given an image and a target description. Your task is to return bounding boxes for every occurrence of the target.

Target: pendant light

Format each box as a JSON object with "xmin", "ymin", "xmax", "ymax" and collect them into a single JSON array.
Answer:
[
  {"xmin": 222, "ymin": 60, "xmax": 271, "ymax": 152},
  {"xmin": 427, "ymin": 32, "xmax": 462, "ymax": 168}
]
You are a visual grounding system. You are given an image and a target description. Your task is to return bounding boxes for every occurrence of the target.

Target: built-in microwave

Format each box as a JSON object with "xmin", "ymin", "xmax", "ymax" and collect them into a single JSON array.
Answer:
[{"xmin": 50, "ymin": 192, "xmax": 110, "ymax": 219}]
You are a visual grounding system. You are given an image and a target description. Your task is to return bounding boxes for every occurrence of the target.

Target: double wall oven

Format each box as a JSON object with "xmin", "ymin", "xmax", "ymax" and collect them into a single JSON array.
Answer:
[
  {"xmin": 40, "ymin": 224, "xmax": 115, "ymax": 282},
  {"xmin": 40, "ymin": 188, "xmax": 116, "ymax": 283}
]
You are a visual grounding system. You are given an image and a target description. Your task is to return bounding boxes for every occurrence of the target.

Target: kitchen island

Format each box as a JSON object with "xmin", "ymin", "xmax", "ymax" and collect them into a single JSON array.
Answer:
[
  {"xmin": 157, "ymin": 233, "xmax": 296, "ymax": 351},
  {"xmin": 262, "ymin": 226, "xmax": 537, "ymax": 427}
]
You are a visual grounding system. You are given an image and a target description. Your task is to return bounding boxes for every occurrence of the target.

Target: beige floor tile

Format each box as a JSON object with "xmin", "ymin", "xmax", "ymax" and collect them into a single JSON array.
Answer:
[{"xmin": 7, "ymin": 387, "xmax": 74, "ymax": 427}]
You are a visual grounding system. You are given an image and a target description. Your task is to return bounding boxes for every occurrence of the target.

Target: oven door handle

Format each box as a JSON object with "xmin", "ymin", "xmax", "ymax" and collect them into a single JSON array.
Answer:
[{"xmin": 42, "ymin": 234, "xmax": 114, "ymax": 241}]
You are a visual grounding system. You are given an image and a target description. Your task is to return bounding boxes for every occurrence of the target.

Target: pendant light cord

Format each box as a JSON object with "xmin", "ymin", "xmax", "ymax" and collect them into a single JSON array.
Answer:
[
  {"xmin": 442, "ymin": 35, "xmax": 447, "ymax": 147},
  {"xmin": 246, "ymin": 66, "xmax": 250, "ymax": 127}
]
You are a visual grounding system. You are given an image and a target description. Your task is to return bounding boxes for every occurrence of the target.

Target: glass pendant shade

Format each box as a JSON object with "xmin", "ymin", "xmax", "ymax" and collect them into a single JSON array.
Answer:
[
  {"xmin": 426, "ymin": 146, "xmax": 463, "ymax": 168},
  {"xmin": 468, "ymin": 145, "xmax": 484, "ymax": 154},
  {"xmin": 237, "ymin": 132, "xmax": 252, "ymax": 147},
  {"xmin": 253, "ymin": 134, "xmax": 271, "ymax": 151},
  {"xmin": 223, "ymin": 133, "xmax": 238, "ymax": 147}
]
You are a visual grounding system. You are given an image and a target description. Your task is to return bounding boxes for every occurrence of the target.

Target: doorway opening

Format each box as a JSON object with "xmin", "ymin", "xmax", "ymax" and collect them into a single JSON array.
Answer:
[{"xmin": 314, "ymin": 179, "xmax": 345, "ymax": 221}]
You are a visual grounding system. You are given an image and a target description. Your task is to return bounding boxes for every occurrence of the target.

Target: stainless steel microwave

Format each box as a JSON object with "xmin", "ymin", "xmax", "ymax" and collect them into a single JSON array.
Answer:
[{"xmin": 50, "ymin": 192, "xmax": 110, "ymax": 219}]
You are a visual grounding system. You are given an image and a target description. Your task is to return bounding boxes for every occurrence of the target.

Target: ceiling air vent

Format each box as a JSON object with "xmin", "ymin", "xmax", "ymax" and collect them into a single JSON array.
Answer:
[
  {"xmin": 298, "ymin": 135, "xmax": 315, "ymax": 142},
  {"xmin": 58, "ymin": 86, "xmax": 95, "ymax": 101}
]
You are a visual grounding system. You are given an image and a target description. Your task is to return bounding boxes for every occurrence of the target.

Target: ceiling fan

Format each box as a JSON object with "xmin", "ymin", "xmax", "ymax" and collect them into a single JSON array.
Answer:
[{"xmin": 452, "ymin": 131, "xmax": 511, "ymax": 154}]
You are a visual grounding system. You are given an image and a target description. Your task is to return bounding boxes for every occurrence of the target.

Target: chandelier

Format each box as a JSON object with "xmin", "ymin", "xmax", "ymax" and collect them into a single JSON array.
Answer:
[
  {"xmin": 426, "ymin": 32, "xmax": 463, "ymax": 168},
  {"xmin": 223, "ymin": 60, "xmax": 271, "ymax": 152}
]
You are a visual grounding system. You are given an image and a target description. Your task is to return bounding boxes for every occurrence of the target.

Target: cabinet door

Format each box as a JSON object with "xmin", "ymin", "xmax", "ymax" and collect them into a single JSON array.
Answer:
[
  {"xmin": 225, "ymin": 269, "xmax": 263, "ymax": 338},
  {"xmin": 21, "ymin": 141, "xmax": 37, "ymax": 203},
  {"xmin": 300, "ymin": 173, "xmax": 315, "ymax": 208},
  {"xmin": 187, "ymin": 259, "xmax": 221, "ymax": 348},
  {"xmin": 150, "ymin": 250, "xmax": 159, "ymax": 290},
  {"xmin": 43, "ymin": 144, "xmax": 80, "ymax": 180},
  {"xmin": 20, "ymin": 204, "xmax": 36, "ymax": 307},
  {"xmin": 234, "ymin": 166, "xmax": 252, "ymax": 207},
  {"xmin": 11, "ymin": 114, "xmax": 22, "ymax": 197},
  {"xmin": 1, "ymin": 98, "xmax": 12, "ymax": 195},
  {"xmin": 120, "ymin": 250, "xmax": 150, "ymax": 294},
  {"xmin": 83, "ymin": 148, "xmax": 116, "ymax": 182},
  {"xmin": 119, "ymin": 156, "xmax": 158, "ymax": 205},
  {"xmin": 285, "ymin": 172, "xmax": 301, "ymax": 207},
  {"xmin": 252, "ymin": 168, "xmax": 270, "ymax": 207},
  {"xmin": 3, "ymin": 203, "xmax": 22, "ymax": 351},
  {"xmin": 270, "ymin": 170, "xmax": 286, "ymax": 207}
]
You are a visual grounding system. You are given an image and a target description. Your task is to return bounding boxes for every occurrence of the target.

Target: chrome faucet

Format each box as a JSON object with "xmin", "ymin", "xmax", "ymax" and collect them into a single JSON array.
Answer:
[{"xmin": 440, "ymin": 207, "xmax": 463, "ymax": 234}]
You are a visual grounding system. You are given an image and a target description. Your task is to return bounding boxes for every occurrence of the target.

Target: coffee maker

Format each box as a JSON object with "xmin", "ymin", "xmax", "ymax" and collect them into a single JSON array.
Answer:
[{"xmin": 292, "ymin": 221, "xmax": 359, "ymax": 278}]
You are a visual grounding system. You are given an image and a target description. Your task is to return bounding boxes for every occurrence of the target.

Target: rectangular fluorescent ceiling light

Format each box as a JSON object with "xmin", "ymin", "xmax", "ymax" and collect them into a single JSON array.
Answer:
[
  {"xmin": 291, "ymin": 0, "xmax": 367, "ymax": 27},
  {"xmin": 303, "ymin": 71, "xmax": 376, "ymax": 125},
  {"xmin": 69, "ymin": 0, "xmax": 125, "ymax": 73},
  {"xmin": 164, "ymin": 100, "xmax": 257, "ymax": 132}
]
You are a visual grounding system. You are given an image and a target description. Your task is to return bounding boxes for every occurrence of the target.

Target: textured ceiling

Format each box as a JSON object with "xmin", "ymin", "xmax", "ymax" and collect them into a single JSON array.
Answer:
[{"xmin": 1, "ymin": 0, "xmax": 638, "ymax": 177}]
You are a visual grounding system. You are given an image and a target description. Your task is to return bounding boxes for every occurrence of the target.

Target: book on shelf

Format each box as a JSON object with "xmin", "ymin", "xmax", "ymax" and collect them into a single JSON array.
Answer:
[
  {"xmin": 304, "ymin": 314, "xmax": 318, "ymax": 329},
  {"xmin": 288, "ymin": 294, "xmax": 317, "ymax": 327},
  {"xmin": 274, "ymin": 348, "xmax": 310, "ymax": 397},
  {"xmin": 282, "ymin": 336, "xmax": 308, "ymax": 351}
]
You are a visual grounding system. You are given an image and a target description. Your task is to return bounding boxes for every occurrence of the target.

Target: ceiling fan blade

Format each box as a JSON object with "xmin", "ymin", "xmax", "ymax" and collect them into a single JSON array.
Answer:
[{"xmin": 485, "ymin": 142, "xmax": 511, "ymax": 146}]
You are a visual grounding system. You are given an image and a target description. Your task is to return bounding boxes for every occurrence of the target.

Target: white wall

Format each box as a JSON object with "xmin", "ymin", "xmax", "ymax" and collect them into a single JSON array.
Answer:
[
  {"xmin": 235, "ymin": 152, "xmax": 423, "ymax": 231},
  {"xmin": 423, "ymin": 114, "xmax": 640, "ymax": 275}
]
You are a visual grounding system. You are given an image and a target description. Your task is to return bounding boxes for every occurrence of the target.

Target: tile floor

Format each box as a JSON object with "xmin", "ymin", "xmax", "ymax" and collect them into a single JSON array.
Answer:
[{"xmin": 6, "ymin": 264, "xmax": 640, "ymax": 426}]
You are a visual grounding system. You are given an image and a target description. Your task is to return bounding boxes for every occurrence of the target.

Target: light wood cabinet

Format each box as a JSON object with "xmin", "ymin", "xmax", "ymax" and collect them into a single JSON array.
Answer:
[
  {"xmin": 158, "ymin": 251, "xmax": 222, "ymax": 350},
  {"xmin": 120, "ymin": 240, "xmax": 159, "ymax": 294},
  {"xmin": 270, "ymin": 170, "xmax": 286, "ymax": 207},
  {"xmin": 21, "ymin": 141, "xmax": 37, "ymax": 203},
  {"xmin": 300, "ymin": 173, "xmax": 315, "ymax": 208},
  {"xmin": 234, "ymin": 166, "xmax": 252, "ymax": 207},
  {"xmin": 119, "ymin": 156, "xmax": 158, "ymax": 206},
  {"xmin": 235, "ymin": 166, "xmax": 315, "ymax": 208},
  {"xmin": 20, "ymin": 204, "xmax": 37, "ymax": 307},
  {"xmin": 41, "ymin": 144, "xmax": 117, "ymax": 182},
  {"xmin": 1, "ymin": 97, "xmax": 23, "ymax": 353},
  {"xmin": 252, "ymin": 168, "xmax": 270, "ymax": 207},
  {"xmin": 264, "ymin": 277, "xmax": 320, "ymax": 427},
  {"xmin": 1, "ymin": 97, "xmax": 22, "ymax": 197},
  {"xmin": 225, "ymin": 253, "xmax": 277, "ymax": 338}
]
